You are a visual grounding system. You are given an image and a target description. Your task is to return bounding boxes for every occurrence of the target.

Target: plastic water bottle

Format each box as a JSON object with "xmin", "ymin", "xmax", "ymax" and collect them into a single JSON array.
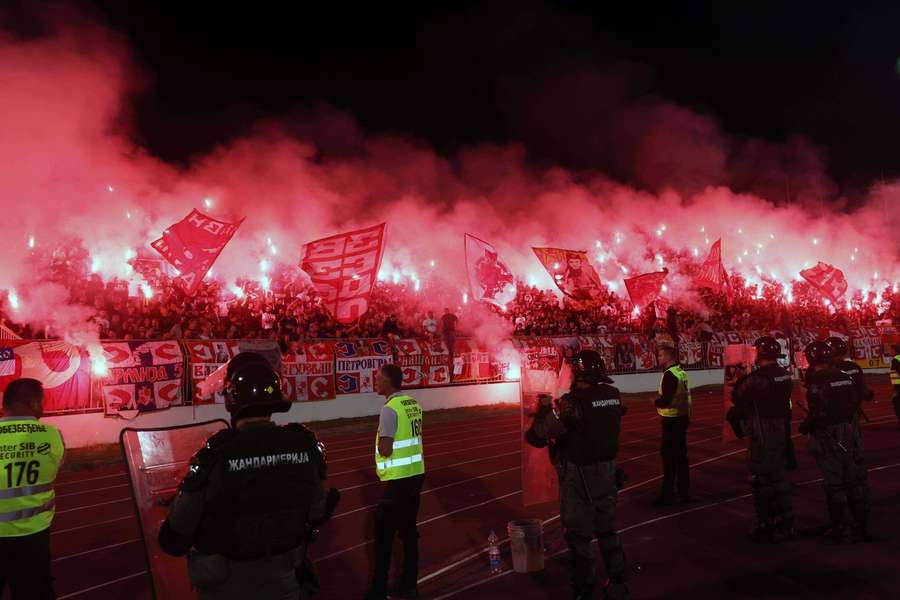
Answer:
[{"xmin": 488, "ymin": 530, "xmax": 502, "ymax": 573}]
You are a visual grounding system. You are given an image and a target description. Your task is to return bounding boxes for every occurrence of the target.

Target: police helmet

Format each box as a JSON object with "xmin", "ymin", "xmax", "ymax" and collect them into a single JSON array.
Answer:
[
  {"xmin": 572, "ymin": 349, "xmax": 613, "ymax": 384},
  {"xmin": 754, "ymin": 336, "xmax": 784, "ymax": 360},
  {"xmin": 224, "ymin": 352, "xmax": 290, "ymax": 420},
  {"xmin": 804, "ymin": 341, "xmax": 833, "ymax": 368},
  {"xmin": 825, "ymin": 336, "xmax": 849, "ymax": 358}
]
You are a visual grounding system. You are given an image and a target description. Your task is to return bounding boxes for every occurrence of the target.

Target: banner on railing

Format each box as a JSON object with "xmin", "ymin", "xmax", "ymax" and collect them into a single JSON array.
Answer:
[
  {"xmin": 184, "ymin": 340, "xmax": 241, "ymax": 404},
  {"xmin": 395, "ymin": 339, "xmax": 451, "ymax": 387},
  {"xmin": 514, "ymin": 337, "xmax": 561, "ymax": 372},
  {"xmin": 0, "ymin": 341, "xmax": 93, "ymax": 414},
  {"xmin": 100, "ymin": 341, "xmax": 184, "ymax": 415},
  {"xmin": 452, "ymin": 338, "xmax": 499, "ymax": 383},
  {"xmin": 334, "ymin": 339, "xmax": 393, "ymax": 394},
  {"xmin": 578, "ymin": 335, "xmax": 616, "ymax": 373},
  {"xmin": 283, "ymin": 342, "xmax": 336, "ymax": 402}
]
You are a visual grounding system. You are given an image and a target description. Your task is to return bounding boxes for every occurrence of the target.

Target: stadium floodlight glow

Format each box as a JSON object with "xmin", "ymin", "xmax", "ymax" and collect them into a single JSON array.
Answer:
[{"xmin": 203, "ymin": 197, "xmax": 214, "ymax": 208}]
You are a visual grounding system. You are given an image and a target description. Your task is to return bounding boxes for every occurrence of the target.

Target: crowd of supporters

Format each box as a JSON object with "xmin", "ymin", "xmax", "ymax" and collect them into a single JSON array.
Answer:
[{"xmin": 2, "ymin": 255, "xmax": 899, "ymax": 346}]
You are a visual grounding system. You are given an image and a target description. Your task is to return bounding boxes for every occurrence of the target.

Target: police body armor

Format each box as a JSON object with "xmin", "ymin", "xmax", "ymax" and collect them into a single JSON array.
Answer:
[
  {"xmin": 837, "ymin": 359, "xmax": 873, "ymax": 403},
  {"xmin": 555, "ymin": 384, "xmax": 622, "ymax": 466},
  {"xmin": 805, "ymin": 367, "xmax": 858, "ymax": 429},
  {"xmin": 740, "ymin": 364, "xmax": 793, "ymax": 419},
  {"xmin": 192, "ymin": 424, "xmax": 323, "ymax": 561}
]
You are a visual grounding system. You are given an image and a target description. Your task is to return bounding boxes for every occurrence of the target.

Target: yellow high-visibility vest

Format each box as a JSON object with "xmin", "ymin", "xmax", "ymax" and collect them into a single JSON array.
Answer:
[
  {"xmin": 891, "ymin": 355, "xmax": 900, "ymax": 386},
  {"xmin": 376, "ymin": 395, "xmax": 425, "ymax": 481},
  {"xmin": 657, "ymin": 365, "xmax": 692, "ymax": 418},
  {"xmin": 0, "ymin": 419, "xmax": 64, "ymax": 536}
]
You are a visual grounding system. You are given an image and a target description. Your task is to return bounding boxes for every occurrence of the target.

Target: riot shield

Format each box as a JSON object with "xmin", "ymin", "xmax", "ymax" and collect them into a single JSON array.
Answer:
[
  {"xmin": 723, "ymin": 344, "xmax": 755, "ymax": 444},
  {"xmin": 120, "ymin": 420, "xmax": 229, "ymax": 599},
  {"xmin": 521, "ymin": 367, "xmax": 562, "ymax": 506}
]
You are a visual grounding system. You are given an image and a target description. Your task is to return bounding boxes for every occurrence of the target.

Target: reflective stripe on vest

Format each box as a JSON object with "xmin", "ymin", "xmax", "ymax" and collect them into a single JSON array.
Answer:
[
  {"xmin": 891, "ymin": 356, "xmax": 900, "ymax": 386},
  {"xmin": 375, "ymin": 395, "xmax": 425, "ymax": 481},
  {"xmin": 657, "ymin": 365, "xmax": 692, "ymax": 418},
  {"xmin": 0, "ymin": 420, "xmax": 64, "ymax": 537}
]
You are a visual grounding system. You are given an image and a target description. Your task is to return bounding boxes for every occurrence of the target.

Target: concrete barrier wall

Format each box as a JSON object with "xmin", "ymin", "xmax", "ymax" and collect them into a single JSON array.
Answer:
[{"xmin": 45, "ymin": 370, "xmax": 729, "ymax": 449}]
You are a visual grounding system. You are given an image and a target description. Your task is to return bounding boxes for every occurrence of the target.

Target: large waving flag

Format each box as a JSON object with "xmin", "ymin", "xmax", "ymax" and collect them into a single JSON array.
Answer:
[
  {"xmin": 300, "ymin": 223, "xmax": 386, "ymax": 324},
  {"xmin": 465, "ymin": 234, "xmax": 516, "ymax": 308},
  {"xmin": 624, "ymin": 269, "xmax": 669, "ymax": 310},
  {"xmin": 151, "ymin": 209, "xmax": 243, "ymax": 295},
  {"xmin": 800, "ymin": 261, "xmax": 848, "ymax": 304},
  {"xmin": 693, "ymin": 238, "xmax": 732, "ymax": 302},
  {"xmin": 532, "ymin": 247, "xmax": 603, "ymax": 301}
]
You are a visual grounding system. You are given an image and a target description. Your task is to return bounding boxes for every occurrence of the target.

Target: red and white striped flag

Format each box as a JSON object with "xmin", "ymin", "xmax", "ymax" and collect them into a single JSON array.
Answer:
[
  {"xmin": 693, "ymin": 239, "xmax": 730, "ymax": 294},
  {"xmin": 800, "ymin": 261, "xmax": 848, "ymax": 304}
]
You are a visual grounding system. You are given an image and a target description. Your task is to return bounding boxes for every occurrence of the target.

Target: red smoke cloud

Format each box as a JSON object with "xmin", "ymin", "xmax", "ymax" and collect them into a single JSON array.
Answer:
[{"xmin": 2, "ymin": 13, "xmax": 900, "ymax": 344}]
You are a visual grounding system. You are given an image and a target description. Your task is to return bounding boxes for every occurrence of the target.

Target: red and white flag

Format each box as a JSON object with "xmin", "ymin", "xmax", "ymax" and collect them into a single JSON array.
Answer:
[
  {"xmin": 624, "ymin": 269, "xmax": 668, "ymax": 310},
  {"xmin": 693, "ymin": 239, "xmax": 730, "ymax": 297},
  {"xmin": 800, "ymin": 261, "xmax": 848, "ymax": 304},
  {"xmin": 299, "ymin": 223, "xmax": 386, "ymax": 324},
  {"xmin": 151, "ymin": 209, "xmax": 243, "ymax": 295},
  {"xmin": 465, "ymin": 234, "xmax": 515, "ymax": 308}
]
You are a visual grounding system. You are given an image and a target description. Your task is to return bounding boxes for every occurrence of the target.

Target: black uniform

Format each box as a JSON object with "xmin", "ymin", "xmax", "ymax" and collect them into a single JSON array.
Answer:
[
  {"xmin": 729, "ymin": 363, "xmax": 795, "ymax": 537},
  {"xmin": 800, "ymin": 366, "xmax": 870, "ymax": 541},
  {"xmin": 526, "ymin": 382, "xmax": 629, "ymax": 600},
  {"xmin": 159, "ymin": 421, "xmax": 328, "ymax": 600},
  {"xmin": 890, "ymin": 357, "xmax": 900, "ymax": 424},
  {"xmin": 836, "ymin": 359, "xmax": 874, "ymax": 426}
]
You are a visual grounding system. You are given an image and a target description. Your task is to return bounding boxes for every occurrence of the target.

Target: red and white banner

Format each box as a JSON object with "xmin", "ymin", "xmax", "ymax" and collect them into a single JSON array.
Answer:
[
  {"xmin": 283, "ymin": 342, "xmax": 336, "ymax": 402},
  {"xmin": 706, "ymin": 332, "xmax": 727, "ymax": 368},
  {"xmin": 624, "ymin": 270, "xmax": 668, "ymax": 310},
  {"xmin": 693, "ymin": 239, "xmax": 730, "ymax": 298},
  {"xmin": 578, "ymin": 335, "xmax": 616, "ymax": 372},
  {"xmin": 0, "ymin": 341, "xmax": 93, "ymax": 413},
  {"xmin": 151, "ymin": 209, "xmax": 243, "ymax": 295},
  {"xmin": 532, "ymin": 247, "xmax": 604, "ymax": 301},
  {"xmin": 299, "ymin": 223, "xmax": 386, "ymax": 324},
  {"xmin": 183, "ymin": 340, "xmax": 242, "ymax": 404},
  {"xmin": 100, "ymin": 341, "xmax": 184, "ymax": 415},
  {"xmin": 333, "ymin": 339, "xmax": 393, "ymax": 394},
  {"xmin": 800, "ymin": 261, "xmax": 848, "ymax": 304},
  {"xmin": 514, "ymin": 337, "xmax": 561, "ymax": 372},
  {"xmin": 395, "ymin": 339, "xmax": 451, "ymax": 387},
  {"xmin": 677, "ymin": 333, "xmax": 703, "ymax": 367},
  {"xmin": 452, "ymin": 338, "xmax": 496, "ymax": 382},
  {"xmin": 465, "ymin": 234, "xmax": 516, "ymax": 308}
]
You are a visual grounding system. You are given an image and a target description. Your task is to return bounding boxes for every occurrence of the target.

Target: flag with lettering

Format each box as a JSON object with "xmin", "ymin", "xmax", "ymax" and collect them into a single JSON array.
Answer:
[
  {"xmin": 300, "ymin": 223, "xmax": 386, "ymax": 324},
  {"xmin": 800, "ymin": 261, "xmax": 848, "ymax": 305},
  {"xmin": 532, "ymin": 247, "xmax": 603, "ymax": 301},
  {"xmin": 624, "ymin": 269, "xmax": 668, "ymax": 310},
  {"xmin": 465, "ymin": 234, "xmax": 516, "ymax": 308},
  {"xmin": 151, "ymin": 209, "xmax": 243, "ymax": 295}
]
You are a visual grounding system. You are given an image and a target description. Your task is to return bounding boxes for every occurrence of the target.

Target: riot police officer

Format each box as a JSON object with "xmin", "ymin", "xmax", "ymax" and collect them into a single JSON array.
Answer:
[
  {"xmin": 799, "ymin": 342, "xmax": 869, "ymax": 544},
  {"xmin": 825, "ymin": 336, "xmax": 874, "ymax": 417},
  {"xmin": 525, "ymin": 350, "xmax": 629, "ymax": 600},
  {"xmin": 158, "ymin": 352, "xmax": 339, "ymax": 599},
  {"xmin": 726, "ymin": 337, "xmax": 795, "ymax": 542}
]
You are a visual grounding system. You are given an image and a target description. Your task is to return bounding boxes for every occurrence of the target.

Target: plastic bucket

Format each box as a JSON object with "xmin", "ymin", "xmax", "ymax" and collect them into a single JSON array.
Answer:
[{"xmin": 507, "ymin": 519, "xmax": 544, "ymax": 573}]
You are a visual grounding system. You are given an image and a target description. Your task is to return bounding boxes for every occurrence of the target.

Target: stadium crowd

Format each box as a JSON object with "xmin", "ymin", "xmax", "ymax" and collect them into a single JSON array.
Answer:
[{"xmin": 2, "ymin": 252, "xmax": 899, "ymax": 347}]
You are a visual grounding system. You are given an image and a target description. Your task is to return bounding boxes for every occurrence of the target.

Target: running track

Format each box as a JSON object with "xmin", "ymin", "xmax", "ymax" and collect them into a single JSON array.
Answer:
[{"xmin": 44, "ymin": 380, "xmax": 900, "ymax": 599}]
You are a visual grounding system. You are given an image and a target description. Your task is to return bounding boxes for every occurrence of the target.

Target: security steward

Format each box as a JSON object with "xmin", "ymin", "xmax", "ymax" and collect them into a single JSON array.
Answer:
[
  {"xmin": 653, "ymin": 344, "xmax": 691, "ymax": 506},
  {"xmin": 365, "ymin": 364, "xmax": 425, "ymax": 600},
  {"xmin": 525, "ymin": 350, "xmax": 629, "ymax": 600},
  {"xmin": 159, "ymin": 353, "xmax": 338, "ymax": 599},
  {"xmin": 799, "ymin": 342, "xmax": 870, "ymax": 544},
  {"xmin": 825, "ymin": 336, "xmax": 874, "ymax": 422},
  {"xmin": 890, "ymin": 343, "xmax": 900, "ymax": 426},
  {"xmin": 0, "ymin": 378, "xmax": 65, "ymax": 600},
  {"xmin": 726, "ymin": 337, "xmax": 795, "ymax": 542}
]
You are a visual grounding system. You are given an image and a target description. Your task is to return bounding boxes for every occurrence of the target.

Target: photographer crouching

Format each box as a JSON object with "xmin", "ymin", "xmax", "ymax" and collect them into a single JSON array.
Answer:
[{"xmin": 525, "ymin": 350, "xmax": 629, "ymax": 600}]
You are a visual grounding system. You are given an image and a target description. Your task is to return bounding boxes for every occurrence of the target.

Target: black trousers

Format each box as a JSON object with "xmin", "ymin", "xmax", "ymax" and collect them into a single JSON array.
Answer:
[
  {"xmin": 0, "ymin": 529, "xmax": 55, "ymax": 599},
  {"xmin": 371, "ymin": 474, "xmax": 425, "ymax": 595},
  {"xmin": 660, "ymin": 416, "xmax": 690, "ymax": 499}
]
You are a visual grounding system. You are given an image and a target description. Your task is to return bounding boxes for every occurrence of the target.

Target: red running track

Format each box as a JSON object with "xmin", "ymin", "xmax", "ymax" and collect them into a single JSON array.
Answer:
[{"xmin": 39, "ymin": 383, "xmax": 900, "ymax": 599}]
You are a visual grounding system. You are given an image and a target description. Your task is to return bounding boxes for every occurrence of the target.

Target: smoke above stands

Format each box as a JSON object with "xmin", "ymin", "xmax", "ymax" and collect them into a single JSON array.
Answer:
[{"xmin": 2, "ymin": 14, "xmax": 900, "ymax": 344}]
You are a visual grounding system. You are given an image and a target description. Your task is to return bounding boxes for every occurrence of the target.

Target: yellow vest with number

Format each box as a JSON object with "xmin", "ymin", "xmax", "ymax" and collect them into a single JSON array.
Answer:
[
  {"xmin": 657, "ymin": 365, "xmax": 692, "ymax": 418},
  {"xmin": 376, "ymin": 395, "xmax": 424, "ymax": 481},
  {"xmin": 891, "ymin": 355, "xmax": 900, "ymax": 386},
  {"xmin": 0, "ymin": 419, "xmax": 64, "ymax": 537}
]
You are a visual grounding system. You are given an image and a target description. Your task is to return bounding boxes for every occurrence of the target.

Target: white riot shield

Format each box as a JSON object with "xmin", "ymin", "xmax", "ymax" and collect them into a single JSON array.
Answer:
[{"xmin": 120, "ymin": 420, "xmax": 229, "ymax": 599}]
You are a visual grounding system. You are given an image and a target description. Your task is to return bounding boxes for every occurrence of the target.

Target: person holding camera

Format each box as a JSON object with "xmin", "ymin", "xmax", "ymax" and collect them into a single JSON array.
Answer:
[{"xmin": 525, "ymin": 350, "xmax": 629, "ymax": 600}]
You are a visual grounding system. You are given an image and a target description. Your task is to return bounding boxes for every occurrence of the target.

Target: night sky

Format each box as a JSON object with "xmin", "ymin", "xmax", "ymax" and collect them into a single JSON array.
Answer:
[{"xmin": 9, "ymin": 1, "xmax": 900, "ymax": 196}]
